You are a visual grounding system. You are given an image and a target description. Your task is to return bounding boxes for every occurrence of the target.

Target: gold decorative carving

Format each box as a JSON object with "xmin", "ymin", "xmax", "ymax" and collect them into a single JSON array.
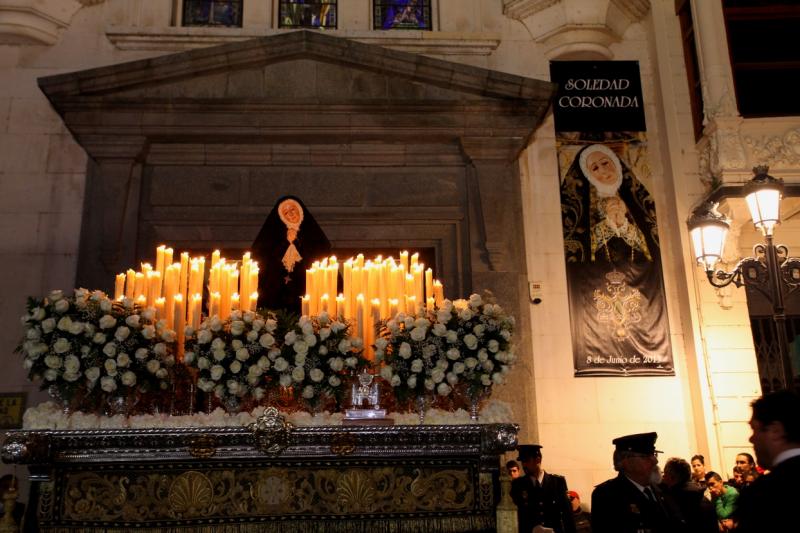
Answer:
[
  {"xmin": 330, "ymin": 432, "xmax": 357, "ymax": 456},
  {"xmin": 58, "ymin": 465, "xmax": 473, "ymax": 524},
  {"xmin": 248, "ymin": 407, "xmax": 293, "ymax": 456},
  {"xmin": 187, "ymin": 434, "xmax": 217, "ymax": 459},
  {"xmin": 167, "ymin": 471, "xmax": 215, "ymax": 518}
]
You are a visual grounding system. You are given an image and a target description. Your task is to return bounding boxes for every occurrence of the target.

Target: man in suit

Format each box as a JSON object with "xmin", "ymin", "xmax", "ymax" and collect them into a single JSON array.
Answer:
[
  {"xmin": 734, "ymin": 389, "xmax": 800, "ymax": 532},
  {"xmin": 591, "ymin": 432, "xmax": 685, "ymax": 533},
  {"xmin": 510, "ymin": 444, "xmax": 576, "ymax": 533}
]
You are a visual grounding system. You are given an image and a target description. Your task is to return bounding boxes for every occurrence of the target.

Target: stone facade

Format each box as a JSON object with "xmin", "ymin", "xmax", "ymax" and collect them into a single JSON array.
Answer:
[{"xmin": 2, "ymin": 0, "xmax": 800, "ymax": 509}]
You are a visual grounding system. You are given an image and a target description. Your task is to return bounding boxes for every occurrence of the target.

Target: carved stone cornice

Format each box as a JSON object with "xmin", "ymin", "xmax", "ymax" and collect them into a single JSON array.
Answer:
[
  {"xmin": 698, "ymin": 116, "xmax": 748, "ymax": 186},
  {"xmin": 0, "ymin": 0, "xmax": 104, "ymax": 46},
  {"xmin": 502, "ymin": 0, "xmax": 651, "ymax": 59},
  {"xmin": 744, "ymin": 127, "xmax": 800, "ymax": 170}
]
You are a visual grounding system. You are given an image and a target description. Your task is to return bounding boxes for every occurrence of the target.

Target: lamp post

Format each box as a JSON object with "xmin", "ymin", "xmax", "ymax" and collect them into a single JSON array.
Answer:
[{"xmin": 687, "ymin": 165, "xmax": 800, "ymax": 392}]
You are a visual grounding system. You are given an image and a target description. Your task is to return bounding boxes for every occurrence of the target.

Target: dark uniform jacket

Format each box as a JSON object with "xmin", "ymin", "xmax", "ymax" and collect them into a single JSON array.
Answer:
[
  {"xmin": 511, "ymin": 472, "xmax": 576, "ymax": 533},
  {"xmin": 734, "ymin": 454, "xmax": 800, "ymax": 533},
  {"xmin": 591, "ymin": 474, "xmax": 686, "ymax": 533}
]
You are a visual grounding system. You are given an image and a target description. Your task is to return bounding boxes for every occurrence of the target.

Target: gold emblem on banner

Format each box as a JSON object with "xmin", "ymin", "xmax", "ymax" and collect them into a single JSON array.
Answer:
[
  {"xmin": 593, "ymin": 270, "xmax": 643, "ymax": 338},
  {"xmin": 167, "ymin": 471, "xmax": 215, "ymax": 517}
]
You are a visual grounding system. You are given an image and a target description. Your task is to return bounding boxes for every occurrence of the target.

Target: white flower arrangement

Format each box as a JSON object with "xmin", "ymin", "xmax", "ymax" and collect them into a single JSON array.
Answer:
[
  {"xmin": 377, "ymin": 310, "xmax": 445, "ymax": 406},
  {"xmin": 276, "ymin": 312, "xmax": 369, "ymax": 411},
  {"xmin": 17, "ymin": 289, "xmax": 174, "ymax": 410},
  {"xmin": 185, "ymin": 310, "xmax": 280, "ymax": 408},
  {"xmin": 433, "ymin": 293, "xmax": 516, "ymax": 401}
]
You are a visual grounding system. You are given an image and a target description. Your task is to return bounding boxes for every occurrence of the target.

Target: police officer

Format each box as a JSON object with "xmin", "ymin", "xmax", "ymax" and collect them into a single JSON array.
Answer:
[
  {"xmin": 591, "ymin": 432, "xmax": 685, "ymax": 533},
  {"xmin": 510, "ymin": 444, "xmax": 576, "ymax": 533}
]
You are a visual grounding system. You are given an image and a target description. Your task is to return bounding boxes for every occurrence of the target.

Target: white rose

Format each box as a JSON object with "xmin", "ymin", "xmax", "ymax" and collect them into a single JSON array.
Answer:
[
  {"xmin": 259, "ymin": 333, "xmax": 275, "ymax": 348},
  {"xmin": 447, "ymin": 348, "xmax": 461, "ymax": 360},
  {"xmin": 99, "ymin": 315, "xmax": 116, "ymax": 329},
  {"xmin": 302, "ymin": 385, "xmax": 315, "ymax": 399},
  {"xmin": 93, "ymin": 332, "xmax": 107, "ymax": 345},
  {"xmin": 465, "ymin": 357, "xmax": 478, "ymax": 369},
  {"xmin": 273, "ymin": 357, "xmax": 288, "ymax": 372},
  {"xmin": 156, "ymin": 368, "xmax": 168, "ymax": 379},
  {"xmin": 436, "ymin": 310, "xmax": 452, "ymax": 323},
  {"xmin": 473, "ymin": 324, "xmax": 486, "ymax": 337},
  {"xmin": 463, "ymin": 334, "xmax": 478, "ymax": 350},
  {"xmin": 478, "ymin": 349, "xmax": 489, "ymax": 362},
  {"xmin": 501, "ymin": 329, "xmax": 511, "ymax": 341},
  {"xmin": 295, "ymin": 353, "xmax": 307, "ymax": 366},
  {"xmin": 488, "ymin": 340, "xmax": 500, "ymax": 353},
  {"xmin": 53, "ymin": 337, "xmax": 71, "ymax": 354},
  {"xmin": 31, "ymin": 307, "xmax": 46, "ymax": 321},
  {"xmin": 391, "ymin": 375, "xmax": 401, "ymax": 387},
  {"xmin": 294, "ymin": 340, "xmax": 310, "ymax": 356},
  {"xmin": 121, "ymin": 371, "xmax": 136, "ymax": 387},
  {"xmin": 319, "ymin": 328, "xmax": 331, "ymax": 340},
  {"xmin": 399, "ymin": 342, "xmax": 412, "ymax": 359},
  {"xmin": 482, "ymin": 360, "xmax": 494, "ymax": 372},
  {"xmin": 212, "ymin": 349, "xmax": 226, "ymax": 362},
  {"xmin": 134, "ymin": 348, "xmax": 148, "ymax": 361},
  {"xmin": 446, "ymin": 330, "xmax": 458, "ymax": 343},
  {"xmin": 243, "ymin": 311, "xmax": 255, "ymax": 324},
  {"xmin": 116, "ymin": 352, "xmax": 131, "ymax": 367},
  {"xmin": 284, "ymin": 331, "xmax": 297, "ymax": 345},
  {"xmin": 253, "ymin": 387, "xmax": 265, "ymax": 400},
  {"xmin": 410, "ymin": 359, "xmax": 424, "ymax": 373},
  {"xmin": 236, "ymin": 347, "xmax": 250, "ymax": 361},
  {"xmin": 57, "ymin": 316, "xmax": 72, "ymax": 331},
  {"xmin": 436, "ymin": 358, "xmax": 449, "ymax": 370},
  {"xmin": 447, "ymin": 372, "xmax": 459, "ymax": 385},
  {"xmin": 453, "ymin": 362, "xmax": 465, "ymax": 374},
  {"xmin": 328, "ymin": 357, "xmax": 344, "ymax": 372},
  {"xmin": 85, "ymin": 366, "xmax": 100, "ymax": 381},
  {"xmin": 459, "ymin": 308, "xmax": 473, "ymax": 321},
  {"xmin": 410, "ymin": 327, "xmax": 427, "ymax": 342},
  {"xmin": 265, "ymin": 319, "xmax": 277, "ymax": 332},
  {"xmin": 492, "ymin": 372, "xmax": 504, "ymax": 385},
  {"xmin": 141, "ymin": 307, "xmax": 156, "ymax": 321},
  {"xmin": 230, "ymin": 321, "xmax": 245, "ymax": 336},
  {"xmin": 229, "ymin": 360, "xmax": 242, "ymax": 374},
  {"xmin": 146, "ymin": 359, "xmax": 160, "ymax": 374},
  {"xmin": 141, "ymin": 325, "xmax": 155, "ymax": 340},
  {"xmin": 197, "ymin": 330, "xmax": 212, "ymax": 344},
  {"xmin": 68, "ymin": 321, "xmax": 84, "ymax": 335},
  {"xmin": 481, "ymin": 374, "xmax": 492, "ymax": 386},
  {"xmin": 437, "ymin": 382, "xmax": 452, "ymax": 396},
  {"xmin": 115, "ymin": 326, "xmax": 130, "ymax": 342},
  {"xmin": 468, "ymin": 293, "xmax": 483, "ymax": 308},
  {"xmin": 49, "ymin": 289, "xmax": 64, "ymax": 302},
  {"xmin": 424, "ymin": 378, "xmax": 435, "ymax": 391},
  {"xmin": 309, "ymin": 368, "xmax": 324, "ymax": 382},
  {"xmin": 300, "ymin": 320, "xmax": 313, "ymax": 335},
  {"xmin": 331, "ymin": 321, "xmax": 346, "ymax": 333},
  {"xmin": 431, "ymin": 368, "xmax": 445, "ymax": 383},
  {"xmin": 125, "ymin": 314, "xmax": 141, "ymax": 328},
  {"xmin": 64, "ymin": 355, "xmax": 80, "ymax": 373},
  {"xmin": 104, "ymin": 358, "xmax": 118, "ymax": 376},
  {"xmin": 328, "ymin": 375, "xmax": 341, "ymax": 387},
  {"xmin": 183, "ymin": 351, "xmax": 195, "ymax": 364},
  {"xmin": 102, "ymin": 343, "xmax": 117, "ymax": 357},
  {"xmin": 209, "ymin": 317, "xmax": 222, "ymax": 332},
  {"xmin": 45, "ymin": 354, "xmax": 62, "ymax": 369},
  {"xmin": 198, "ymin": 357, "xmax": 210, "ymax": 370},
  {"xmin": 197, "ymin": 378, "xmax": 212, "ymax": 392},
  {"xmin": 345, "ymin": 356, "xmax": 357, "ymax": 368},
  {"xmin": 407, "ymin": 375, "xmax": 417, "ymax": 388},
  {"xmin": 291, "ymin": 366, "xmax": 305, "ymax": 382},
  {"xmin": 246, "ymin": 330, "xmax": 258, "ymax": 342},
  {"xmin": 337, "ymin": 339, "xmax": 351, "ymax": 354},
  {"xmin": 154, "ymin": 343, "xmax": 167, "ymax": 356},
  {"xmin": 99, "ymin": 298, "xmax": 113, "ymax": 312},
  {"xmin": 210, "ymin": 365, "xmax": 224, "ymax": 381},
  {"xmin": 252, "ymin": 319, "xmax": 265, "ymax": 332},
  {"xmin": 380, "ymin": 366, "xmax": 394, "ymax": 380},
  {"xmin": 44, "ymin": 369, "xmax": 58, "ymax": 381},
  {"xmin": 161, "ymin": 329, "xmax": 176, "ymax": 343},
  {"xmin": 100, "ymin": 376, "xmax": 117, "ymax": 392},
  {"xmin": 42, "ymin": 317, "xmax": 56, "ymax": 333},
  {"xmin": 432, "ymin": 323, "xmax": 447, "ymax": 337},
  {"xmin": 257, "ymin": 356, "xmax": 270, "ymax": 370},
  {"xmin": 319, "ymin": 345, "xmax": 328, "ymax": 356},
  {"xmin": 227, "ymin": 380, "xmax": 240, "ymax": 395},
  {"xmin": 54, "ymin": 299, "xmax": 70, "ymax": 313},
  {"xmin": 279, "ymin": 374, "xmax": 292, "ymax": 387}
]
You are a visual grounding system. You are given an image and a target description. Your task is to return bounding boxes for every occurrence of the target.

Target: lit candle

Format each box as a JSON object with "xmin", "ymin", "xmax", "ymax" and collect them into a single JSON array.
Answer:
[
  {"xmin": 191, "ymin": 293, "xmax": 202, "ymax": 330},
  {"xmin": 136, "ymin": 294, "xmax": 146, "ymax": 309},
  {"xmin": 400, "ymin": 250, "xmax": 409, "ymax": 274},
  {"xmin": 389, "ymin": 298, "xmax": 399, "ymax": 318},
  {"xmin": 209, "ymin": 292, "xmax": 220, "ymax": 318},
  {"xmin": 147, "ymin": 271, "xmax": 161, "ymax": 308},
  {"xmin": 426, "ymin": 297, "xmax": 435, "ymax": 312},
  {"xmin": 133, "ymin": 272, "xmax": 145, "ymax": 300},
  {"xmin": 249, "ymin": 263, "xmax": 259, "ymax": 308},
  {"xmin": 240, "ymin": 255, "xmax": 250, "ymax": 312},
  {"xmin": 320, "ymin": 293, "xmax": 329, "ymax": 314},
  {"xmin": 125, "ymin": 269, "xmax": 136, "ymax": 300},
  {"xmin": 425, "ymin": 268, "xmax": 433, "ymax": 303},
  {"xmin": 249, "ymin": 291, "xmax": 258, "ymax": 314},
  {"xmin": 355, "ymin": 294, "xmax": 365, "ymax": 345},
  {"xmin": 406, "ymin": 295, "xmax": 417, "ymax": 317},
  {"xmin": 155, "ymin": 245, "xmax": 166, "ymax": 283},
  {"xmin": 343, "ymin": 259, "xmax": 353, "ymax": 319},
  {"xmin": 356, "ymin": 253, "xmax": 365, "ymax": 268},
  {"xmin": 410, "ymin": 252, "xmax": 419, "ymax": 270},
  {"xmin": 114, "ymin": 273, "xmax": 125, "ymax": 301},
  {"xmin": 301, "ymin": 294, "xmax": 310, "ymax": 317},
  {"xmin": 164, "ymin": 247, "xmax": 173, "ymax": 275},
  {"xmin": 433, "ymin": 280, "xmax": 444, "ymax": 307},
  {"xmin": 336, "ymin": 293, "xmax": 345, "ymax": 320},
  {"xmin": 179, "ymin": 252, "xmax": 189, "ymax": 300},
  {"xmin": 174, "ymin": 294, "xmax": 185, "ymax": 361},
  {"xmin": 211, "ymin": 249, "xmax": 221, "ymax": 268},
  {"xmin": 231, "ymin": 292, "xmax": 240, "ymax": 311},
  {"xmin": 155, "ymin": 297, "xmax": 166, "ymax": 321}
]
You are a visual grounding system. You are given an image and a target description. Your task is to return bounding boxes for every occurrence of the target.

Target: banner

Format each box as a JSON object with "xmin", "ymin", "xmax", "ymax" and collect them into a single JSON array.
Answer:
[{"xmin": 550, "ymin": 61, "xmax": 673, "ymax": 376}]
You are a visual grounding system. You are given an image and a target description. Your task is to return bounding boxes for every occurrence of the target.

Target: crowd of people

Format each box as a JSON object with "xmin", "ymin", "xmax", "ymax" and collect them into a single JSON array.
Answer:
[{"xmin": 508, "ymin": 389, "xmax": 800, "ymax": 532}]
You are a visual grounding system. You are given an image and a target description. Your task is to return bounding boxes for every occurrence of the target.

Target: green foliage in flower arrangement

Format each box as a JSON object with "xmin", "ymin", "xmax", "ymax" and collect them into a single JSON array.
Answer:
[
  {"xmin": 16, "ymin": 289, "xmax": 175, "ymax": 411},
  {"xmin": 276, "ymin": 311, "xmax": 370, "ymax": 412}
]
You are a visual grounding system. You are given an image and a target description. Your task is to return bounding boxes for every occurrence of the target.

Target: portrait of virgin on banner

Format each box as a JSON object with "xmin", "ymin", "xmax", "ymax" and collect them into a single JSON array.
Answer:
[{"xmin": 558, "ymin": 134, "xmax": 673, "ymax": 376}]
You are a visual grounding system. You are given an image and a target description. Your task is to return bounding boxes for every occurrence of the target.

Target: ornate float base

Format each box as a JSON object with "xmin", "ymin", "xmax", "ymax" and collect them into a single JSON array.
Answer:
[{"xmin": 2, "ymin": 414, "xmax": 518, "ymax": 532}]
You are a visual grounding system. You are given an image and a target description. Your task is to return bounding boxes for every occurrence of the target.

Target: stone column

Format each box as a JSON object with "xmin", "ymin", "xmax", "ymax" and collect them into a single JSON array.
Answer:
[{"xmin": 692, "ymin": 0, "xmax": 747, "ymax": 180}]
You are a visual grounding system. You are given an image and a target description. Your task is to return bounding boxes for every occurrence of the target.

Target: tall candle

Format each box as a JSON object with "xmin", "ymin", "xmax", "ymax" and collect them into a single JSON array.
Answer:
[
  {"xmin": 389, "ymin": 298, "xmax": 399, "ymax": 318},
  {"xmin": 400, "ymin": 250, "xmax": 409, "ymax": 274},
  {"xmin": 410, "ymin": 252, "xmax": 419, "ymax": 270},
  {"xmin": 164, "ymin": 248, "xmax": 173, "ymax": 275},
  {"xmin": 231, "ymin": 292, "xmax": 240, "ymax": 312},
  {"xmin": 133, "ymin": 272, "xmax": 145, "ymax": 300},
  {"xmin": 336, "ymin": 294, "xmax": 345, "ymax": 320},
  {"xmin": 174, "ymin": 294, "xmax": 185, "ymax": 361},
  {"xmin": 155, "ymin": 297, "xmax": 166, "ymax": 322},
  {"xmin": 155, "ymin": 245, "xmax": 166, "ymax": 283},
  {"xmin": 209, "ymin": 292, "xmax": 220, "ymax": 318},
  {"xmin": 179, "ymin": 252, "xmax": 189, "ymax": 301},
  {"xmin": 125, "ymin": 269, "xmax": 136, "ymax": 300},
  {"xmin": 355, "ymin": 294, "xmax": 365, "ymax": 345},
  {"xmin": 211, "ymin": 249, "xmax": 221, "ymax": 268},
  {"xmin": 114, "ymin": 274, "xmax": 125, "ymax": 301},
  {"xmin": 191, "ymin": 293, "xmax": 202, "ymax": 330},
  {"xmin": 249, "ymin": 291, "xmax": 258, "ymax": 314},
  {"xmin": 320, "ymin": 293, "xmax": 329, "ymax": 314},
  {"xmin": 425, "ymin": 268, "xmax": 433, "ymax": 303},
  {"xmin": 301, "ymin": 294, "xmax": 310, "ymax": 317}
]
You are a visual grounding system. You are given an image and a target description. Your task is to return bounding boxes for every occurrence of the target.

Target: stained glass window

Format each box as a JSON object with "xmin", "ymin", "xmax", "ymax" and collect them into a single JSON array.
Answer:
[
  {"xmin": 183, "ymin": 0, "xmax": 243, "ymax": 27},
  {"xmin": 278, "ymin": 1, "xmax": 337, "ymax": 29},
  {"xmin": 374, "ymin": 1, "xmax": 432, "ymax": 30}
]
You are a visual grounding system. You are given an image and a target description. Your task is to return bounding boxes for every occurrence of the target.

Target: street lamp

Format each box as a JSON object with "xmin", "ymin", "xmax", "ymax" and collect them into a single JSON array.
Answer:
[{"xmin": 687, "ymin": 165, "xmax": 800, "ymax": 392}]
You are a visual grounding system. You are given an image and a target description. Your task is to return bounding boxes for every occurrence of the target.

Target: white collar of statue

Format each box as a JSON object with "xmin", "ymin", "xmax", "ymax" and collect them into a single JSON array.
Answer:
[
  {"xmin": 278, "ymin": 199, "xmax": 304, "ymax": 273},
  {"xmin": 580, "ymin": 144, "xmax": 623, "ymax": 198}
]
